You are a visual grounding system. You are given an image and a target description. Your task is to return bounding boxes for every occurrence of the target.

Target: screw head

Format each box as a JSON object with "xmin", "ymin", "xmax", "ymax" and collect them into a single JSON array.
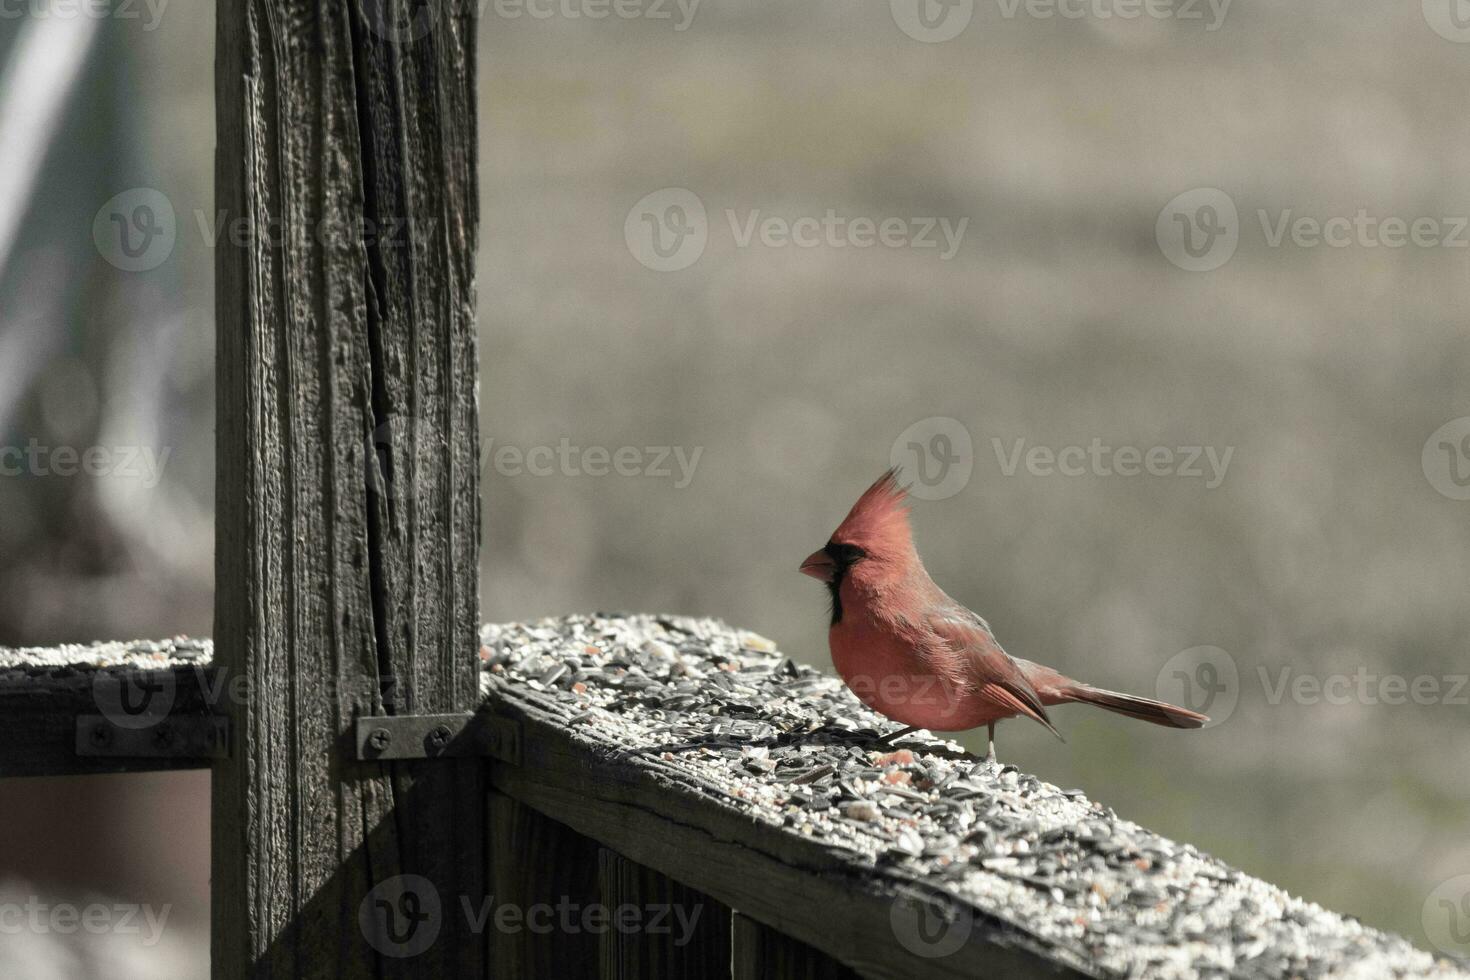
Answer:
[
  {"xmin": 153, "ymin": 724, "xmax": 175, "ymax": 748},
  {"xmin": 368, "ymin": 727, "xmax": 392, "ymax": 751},
  {"xmin": 427, "ymin": 724, "xmax": 452, "ymax": 750},
  {"xmin": 89, "ymin": 723, "xmax": 112, "ymax": 747}
]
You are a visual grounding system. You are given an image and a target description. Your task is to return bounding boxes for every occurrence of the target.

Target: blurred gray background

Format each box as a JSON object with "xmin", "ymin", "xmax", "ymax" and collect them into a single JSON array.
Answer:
[{"xmin": 3, "ymin": 0, "xmax": 1470, "ymax": 974}]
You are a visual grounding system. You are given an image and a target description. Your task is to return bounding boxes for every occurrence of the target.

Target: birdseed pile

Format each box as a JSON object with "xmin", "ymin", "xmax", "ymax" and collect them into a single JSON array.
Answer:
[
  {"xmin": 3, "ymin": 617, "xmax": 1463, "ymax": 978},
  {"xmin": 480, "ymin": 613, "xmax": 1469, "ymax": 980},
  {"xmin": 0, "ymin": 636, "xmax": 210, "ymax": 674}
]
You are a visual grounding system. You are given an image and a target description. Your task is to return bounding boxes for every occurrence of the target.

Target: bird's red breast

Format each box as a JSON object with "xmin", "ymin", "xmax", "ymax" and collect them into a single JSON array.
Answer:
[{"xmin": 829, "ymin": 578, "xmax": 1059, "ymax": 732}]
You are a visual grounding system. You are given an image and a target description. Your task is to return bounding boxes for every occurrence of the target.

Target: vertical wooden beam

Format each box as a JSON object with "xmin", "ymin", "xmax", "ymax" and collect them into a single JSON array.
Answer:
[
  {"xmin": 597, "ymin": 848, "xmax": 732, "ymax": 979},
  {"xmin": 487, "ymin": 789, "xmax": 602, "ymax": 977},
  {"xmin": 213, "ymin": 1, "xmax": 481, "ymax": 976},
  {"xmin": 732, "ymin": 913, "xmax": 860, "ymax": 980}
]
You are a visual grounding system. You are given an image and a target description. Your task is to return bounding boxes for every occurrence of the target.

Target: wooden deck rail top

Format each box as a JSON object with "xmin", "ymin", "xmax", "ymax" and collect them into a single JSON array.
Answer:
[{"xmin": 2, "ymin": 613, "xmax": 1466, "ymax": 979}]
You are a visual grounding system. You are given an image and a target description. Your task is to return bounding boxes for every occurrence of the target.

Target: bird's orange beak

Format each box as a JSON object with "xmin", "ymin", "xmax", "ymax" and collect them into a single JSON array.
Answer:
[{"xmin": 800, "ymin": 548, "xmax": 835, "ymax": 582}]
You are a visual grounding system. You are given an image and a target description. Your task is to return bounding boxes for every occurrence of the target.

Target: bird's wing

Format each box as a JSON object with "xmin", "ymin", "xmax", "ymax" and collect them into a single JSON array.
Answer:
[{"xmin": 927, "ymin": 605, "xmax": 1061, "ymax": 739}]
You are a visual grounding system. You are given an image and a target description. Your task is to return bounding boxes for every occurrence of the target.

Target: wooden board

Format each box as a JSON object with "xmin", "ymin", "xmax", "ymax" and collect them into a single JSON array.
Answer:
[
  {"xmin": 0, "ymin": 654, "xmax": 217, "ymax": 777},
  {"xmin": 487, "ymin": 788, "xmax": 602, "ymax": 978},
  {"xmin": 732, "ymin": 912, "xmax": 859, "ymax": 980},
  {"xmin": 489, "ymin": 697, "xmax": 1084, "ymax": 980},
  {"xmin": 211, "ymin": 2, "xmax": 483, "ymax": 976},
  {"xmin": 599, "ymin": 847, "xmax": 733, "ymax": 979}
]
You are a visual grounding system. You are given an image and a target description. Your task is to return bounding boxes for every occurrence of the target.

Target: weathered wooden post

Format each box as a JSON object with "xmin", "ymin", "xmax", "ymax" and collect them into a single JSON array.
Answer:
[{"xmin": 211, "ymin": 1, "xmax": 482, "ymax": 976}]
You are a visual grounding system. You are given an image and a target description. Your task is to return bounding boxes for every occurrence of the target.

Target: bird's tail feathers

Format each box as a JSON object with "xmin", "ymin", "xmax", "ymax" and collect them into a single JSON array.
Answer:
[{"xmin": 1064, "ymin": 686, "xmax": 1209, "ymax": 729}]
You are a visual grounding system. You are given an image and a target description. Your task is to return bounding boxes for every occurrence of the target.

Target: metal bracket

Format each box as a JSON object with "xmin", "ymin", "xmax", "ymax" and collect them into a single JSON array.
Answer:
[
  {"xmin": 352, "ymin": 712, "xmax": 521, "ymax": 765},
  {"xmin": 76, "ymin": 714, "xmax": 230, "ymax": 760}
]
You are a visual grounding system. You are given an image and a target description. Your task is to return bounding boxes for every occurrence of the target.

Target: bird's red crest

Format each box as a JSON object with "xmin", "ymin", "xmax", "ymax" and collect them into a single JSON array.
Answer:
[{"xmin": 831, "ymin": 468, "xmax": 914, "ymax": 557}]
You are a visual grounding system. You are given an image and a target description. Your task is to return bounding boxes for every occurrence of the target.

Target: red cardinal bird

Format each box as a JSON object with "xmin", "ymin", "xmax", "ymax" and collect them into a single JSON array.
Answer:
[{"xmin": 800, "ymin": 469, "xmax": 1206, "ymax": 758}]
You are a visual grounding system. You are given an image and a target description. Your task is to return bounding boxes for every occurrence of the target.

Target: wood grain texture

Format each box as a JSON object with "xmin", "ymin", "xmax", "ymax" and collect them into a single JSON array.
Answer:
[
  {"xmin": 0, "ymin": 663, "xmax": 217, "ymax": 778},
  {"xmin": 598, "ymin": 848, "xmax": 732, "ymax": 980},
  {"xmin": 732, "ymin": 912, "xmax": 858, "ymax": 980},
  {"xmin": 487, "ymin": 789, "xmax": 602, "ymax": 979},
  {"xmin": 212, "ymin": 1, "xmax": 481, "ymax": 976},
  {"xmin": 489, "ymin": 698, "xmax": 1087, "ymax": 980}
]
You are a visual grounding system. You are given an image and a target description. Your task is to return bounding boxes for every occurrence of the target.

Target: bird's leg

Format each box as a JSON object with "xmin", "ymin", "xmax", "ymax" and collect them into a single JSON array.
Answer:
[
  {"xmin": 877, "ymin": 725, "xmax": 919, "ymax": 746},
  {"xmin": 985, "ymin": 722, "xmax": 997, "ymax": 764}
]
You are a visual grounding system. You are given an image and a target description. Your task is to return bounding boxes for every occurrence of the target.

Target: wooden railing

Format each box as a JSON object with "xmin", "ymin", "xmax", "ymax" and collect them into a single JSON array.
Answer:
[
  {"xmin": 2, "ymin": 615, "xmax": 1463, "ymax": 979},
  {"xmin": 5, "ymin": 2, "xmax": 1466, "ymax": 977}
]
